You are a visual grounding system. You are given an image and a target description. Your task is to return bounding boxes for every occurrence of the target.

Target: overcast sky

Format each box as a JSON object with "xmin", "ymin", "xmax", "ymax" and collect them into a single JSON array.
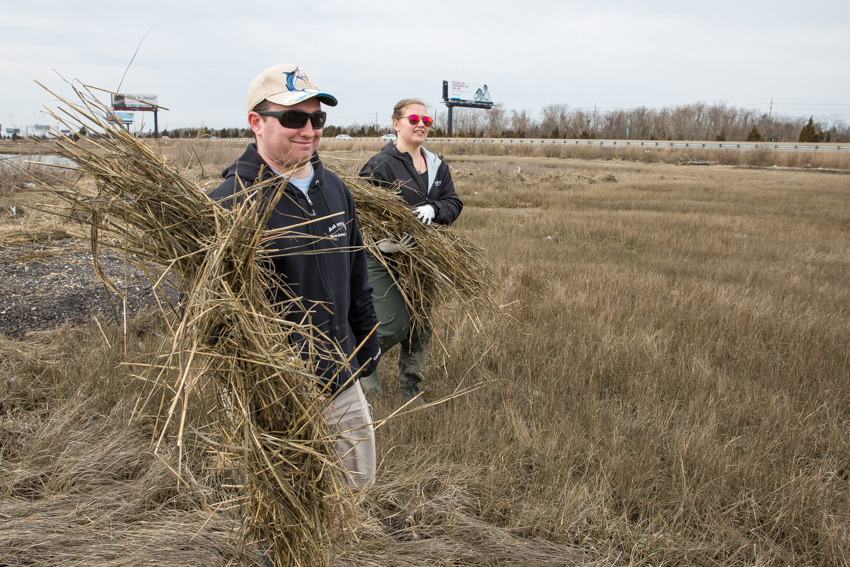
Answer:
[{"xmin": 3, "ymin": 0, "xmax": 849, "ymax": 133}]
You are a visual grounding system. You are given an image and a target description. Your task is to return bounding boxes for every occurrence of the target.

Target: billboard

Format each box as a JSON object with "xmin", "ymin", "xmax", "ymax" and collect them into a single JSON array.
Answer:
[
  {"xmin": 443, "ymin": 80, "xmax": 492, "ymax": 105},
  {"xmin": 112, "ymin": 93, "xmax": 158, "ymax": 110}
]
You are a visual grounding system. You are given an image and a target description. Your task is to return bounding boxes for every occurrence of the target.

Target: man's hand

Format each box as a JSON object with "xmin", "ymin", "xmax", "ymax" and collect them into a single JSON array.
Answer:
[
  {"xmin": 415, "ymin": 204, "xmax": 435, "ymax": 226},
  {"xmin": 376, "ymin": 235, "xmax": 415, "ymax": 254},
  {"xmin": 360, "ymin": 347, "xmax": 381, "ymax": 377}
]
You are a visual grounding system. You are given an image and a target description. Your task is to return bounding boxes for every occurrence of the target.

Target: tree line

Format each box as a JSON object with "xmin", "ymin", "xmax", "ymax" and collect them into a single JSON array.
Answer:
[
  {"xmin": 149, "ymin": 102, "xmax": 848, "ymax": 143},
  {"xmin": 429, "ymin": 103, "xmax": 848, "ymax": 143}
]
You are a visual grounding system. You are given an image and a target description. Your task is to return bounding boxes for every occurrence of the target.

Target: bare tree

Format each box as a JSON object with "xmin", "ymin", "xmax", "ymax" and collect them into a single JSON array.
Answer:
[
  {"xmin": 486, "ymin": 104, "xmax": 508, "ymax": 137},
  {"xmin": 510, "ymin": 109, "xmax": 533, "ymax": 138},
  {"xmin": 541, "ymin": 103, "xmax": 569, "ymax": 138}
]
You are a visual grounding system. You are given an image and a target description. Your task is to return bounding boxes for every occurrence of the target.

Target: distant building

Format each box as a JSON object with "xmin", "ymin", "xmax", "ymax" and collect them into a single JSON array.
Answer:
[{"xmin": 26, "ymin": 124, "xmax": 51, "ymax": 137}]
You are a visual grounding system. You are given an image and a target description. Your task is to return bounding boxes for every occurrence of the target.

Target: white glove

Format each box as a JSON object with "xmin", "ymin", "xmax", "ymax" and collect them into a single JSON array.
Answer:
[
  {"xmin": 415, "ymin": 204, "xmax": 435, "ymax": 226},
  {"xmin": 376, "ymin": 235, "xmax": 415, "ymax": 254}
]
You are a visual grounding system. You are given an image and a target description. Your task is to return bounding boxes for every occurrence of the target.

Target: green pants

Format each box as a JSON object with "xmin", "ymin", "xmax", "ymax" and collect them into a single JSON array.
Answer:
[{"xmin": 363, "ymin": 256, "xmax": 431, "ymax": 401}]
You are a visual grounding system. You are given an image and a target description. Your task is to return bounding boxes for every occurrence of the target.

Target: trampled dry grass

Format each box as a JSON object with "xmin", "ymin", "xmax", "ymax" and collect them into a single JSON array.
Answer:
[{"xmin": 2, "ymin": 146, "xmax": 849, "ymax": 565}]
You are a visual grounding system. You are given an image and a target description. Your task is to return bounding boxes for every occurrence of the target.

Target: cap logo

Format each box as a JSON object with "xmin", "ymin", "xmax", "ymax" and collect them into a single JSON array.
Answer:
[
  {"xmin": 285, "ymin": 67, "xmax": 310, "ymax": 92},
  {"xmin": 248, "ymin": 63, "xmax": 337, "ymax": 111}
]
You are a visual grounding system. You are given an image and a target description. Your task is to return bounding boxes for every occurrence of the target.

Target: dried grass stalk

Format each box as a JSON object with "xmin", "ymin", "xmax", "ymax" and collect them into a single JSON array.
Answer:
[
  {"xmin": 34, "ymin": 81, "xmax": 353, "ymax": 567},
  {"xmin": 327, "ymin": 165, "xmax": 498, "ymax": 334}
]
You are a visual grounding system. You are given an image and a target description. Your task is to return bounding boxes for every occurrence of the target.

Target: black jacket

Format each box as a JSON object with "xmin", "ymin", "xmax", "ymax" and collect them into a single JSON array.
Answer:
[
  {"xmin": 208, "ymin": 144, "xmax": 380, "ymax": 393},
  {"xmin": 358, "ymin": 143, "xmax": 463, "ymax": 225}
]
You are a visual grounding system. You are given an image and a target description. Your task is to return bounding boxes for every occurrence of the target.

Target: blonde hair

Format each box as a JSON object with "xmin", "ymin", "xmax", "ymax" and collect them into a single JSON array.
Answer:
[{"xmin": 392, "ymin": 98, "xmax": 428, "ymax": 122}]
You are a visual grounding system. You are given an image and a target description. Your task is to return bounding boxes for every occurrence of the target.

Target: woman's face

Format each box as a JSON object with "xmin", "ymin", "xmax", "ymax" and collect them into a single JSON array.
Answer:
[{"xmin": 393, "ymin": 103, "xmax": 430, "ymax": 147}]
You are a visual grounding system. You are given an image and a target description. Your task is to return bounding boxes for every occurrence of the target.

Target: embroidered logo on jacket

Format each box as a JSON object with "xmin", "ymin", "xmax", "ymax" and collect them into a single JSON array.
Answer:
[
  {"xmin": 328, "ymin": 221, "xmax": 348, "ymax": 239},
  {"xmin": 434, "ymin": 180, "xmax": 442, "ymax": 186}
]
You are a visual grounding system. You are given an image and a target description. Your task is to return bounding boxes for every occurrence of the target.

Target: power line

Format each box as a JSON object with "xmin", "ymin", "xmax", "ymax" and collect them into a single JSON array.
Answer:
[
  {"xmin": 740, "ymin": 103, "xmax": 850, "ymax": 109},
  {"xmin": 768, "ymin": 102, "xmax": 850, "ymax": 107}
]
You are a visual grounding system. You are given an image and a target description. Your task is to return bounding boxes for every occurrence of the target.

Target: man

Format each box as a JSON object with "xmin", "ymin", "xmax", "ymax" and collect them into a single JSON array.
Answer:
[{"xmin": 208, "ymin": 64, "xmax": 380, "ymax": 488}]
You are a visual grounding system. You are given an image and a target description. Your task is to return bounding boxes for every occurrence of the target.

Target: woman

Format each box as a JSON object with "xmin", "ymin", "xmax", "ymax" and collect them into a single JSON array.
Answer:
[{"xmin": 358, "ymin": 98, "xmax": 463, "ymax": 407}]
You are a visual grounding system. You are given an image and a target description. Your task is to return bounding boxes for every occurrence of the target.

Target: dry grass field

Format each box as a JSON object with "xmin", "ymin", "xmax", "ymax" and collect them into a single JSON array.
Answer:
[{"xmin": 2, "ymin": 140, "xmax": 849, "ymax": 566}]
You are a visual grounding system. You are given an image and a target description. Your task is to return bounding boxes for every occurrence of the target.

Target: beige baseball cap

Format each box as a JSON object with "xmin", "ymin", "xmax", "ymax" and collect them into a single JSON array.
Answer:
[{"xmin": 246, "ymin": 64, "xmax": 338, "ymax": 113}]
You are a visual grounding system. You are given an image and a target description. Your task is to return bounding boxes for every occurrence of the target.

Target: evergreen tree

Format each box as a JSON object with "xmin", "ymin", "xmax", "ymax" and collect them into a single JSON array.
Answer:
[
  {"xmin": 715, "ymin": 129, "xmax": 726, "ymax": 142},
  {"xmin": 746, "ymin": 126, "xmax": 764, "ymax": 142},
  {"xmin": 323, "ymin": 125, "xmax": 342, "ymax": 138},
  {"xmin": 798, "ymin": 117, "xmax": 820, "ymax": 143}
]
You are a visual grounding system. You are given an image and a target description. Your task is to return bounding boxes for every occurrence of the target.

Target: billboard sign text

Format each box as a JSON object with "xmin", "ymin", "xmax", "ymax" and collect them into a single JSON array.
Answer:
[{"xmin": 112, "ymin": 93, "xmax": 158, "ymax": 110}]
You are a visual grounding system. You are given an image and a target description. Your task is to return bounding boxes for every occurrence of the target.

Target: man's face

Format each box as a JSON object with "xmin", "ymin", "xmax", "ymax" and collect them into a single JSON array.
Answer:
[{"xmin": 249, "ymin": 98, "xmax": 323, "ymax": 173}]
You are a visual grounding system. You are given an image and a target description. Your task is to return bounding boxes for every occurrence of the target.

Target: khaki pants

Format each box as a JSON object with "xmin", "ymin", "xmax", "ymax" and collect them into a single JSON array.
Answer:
[{"xmin": 324, "ymin": 381, "xmax": 376, "ymax": 488}]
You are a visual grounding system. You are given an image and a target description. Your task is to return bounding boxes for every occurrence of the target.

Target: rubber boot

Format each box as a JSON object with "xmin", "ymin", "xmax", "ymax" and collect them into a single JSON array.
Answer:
[
  {"xmin": 398, "ymin": 341, "xmax": 427, "ymax": 408},
  {"xmin": 359, "ymin": 369, "xmax": 383, "ymax": 397}
]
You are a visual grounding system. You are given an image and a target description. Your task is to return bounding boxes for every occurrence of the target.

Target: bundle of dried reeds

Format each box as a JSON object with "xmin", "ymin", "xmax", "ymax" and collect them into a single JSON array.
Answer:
[
  {"xmin": 34, "ymin": 82, "xmax": 351, "ymax": 566},
  {"xmin": 32, "ymin": 80, "xmax": 495, "ymax": 565},
  {"xmin": 327, "ymin": 165, "xmax": 498, "ymax": 333}
]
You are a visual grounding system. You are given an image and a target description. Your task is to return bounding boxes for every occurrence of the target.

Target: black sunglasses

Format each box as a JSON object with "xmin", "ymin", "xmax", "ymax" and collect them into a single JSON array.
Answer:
[{"xmin": 256, "ymin": 110, "xmax": 327, "ymax": 129}]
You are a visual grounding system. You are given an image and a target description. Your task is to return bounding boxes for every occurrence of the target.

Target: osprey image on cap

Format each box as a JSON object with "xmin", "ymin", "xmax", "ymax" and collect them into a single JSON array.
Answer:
[{"xmin": 246, "ymin": 64, "xmax": 338, "ymax": 112}]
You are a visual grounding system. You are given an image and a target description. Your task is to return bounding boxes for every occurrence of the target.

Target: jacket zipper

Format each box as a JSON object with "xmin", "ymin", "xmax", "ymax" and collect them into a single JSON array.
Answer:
[{"xmin": 303, "ymin": 180, "xmax": 333, "ymax": 302}]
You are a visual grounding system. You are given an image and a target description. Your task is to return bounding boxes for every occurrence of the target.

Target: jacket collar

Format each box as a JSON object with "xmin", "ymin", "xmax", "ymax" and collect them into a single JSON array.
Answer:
[
  {"xmin": 381, "ymin": 142, "xmax": 441, "ymax": 195},
  {"xmin": 222, "ymin": 143, "xmax": 325, "ymax": 188}
]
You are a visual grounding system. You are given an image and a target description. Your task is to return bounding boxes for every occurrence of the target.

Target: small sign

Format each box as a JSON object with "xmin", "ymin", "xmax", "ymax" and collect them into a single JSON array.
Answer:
[{"xmin": 114, "ymin": 111, "xmax": 135, "ymax": 124}]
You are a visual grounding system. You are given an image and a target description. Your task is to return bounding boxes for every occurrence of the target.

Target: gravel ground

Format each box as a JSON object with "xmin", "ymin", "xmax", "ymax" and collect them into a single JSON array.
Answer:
[{"xmin": 0, "ymin": 240, "xmax": 180, "ymax": 339}]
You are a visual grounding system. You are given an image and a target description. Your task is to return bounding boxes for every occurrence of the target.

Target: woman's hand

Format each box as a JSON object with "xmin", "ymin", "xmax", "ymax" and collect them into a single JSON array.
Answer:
[
  {"xmin": 376, "ymin": 235, "xmax": 416, "ymax": 254},
  {"xmin": 415, "ymin": 204, "xmax": 435, "ymax": 226}
]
